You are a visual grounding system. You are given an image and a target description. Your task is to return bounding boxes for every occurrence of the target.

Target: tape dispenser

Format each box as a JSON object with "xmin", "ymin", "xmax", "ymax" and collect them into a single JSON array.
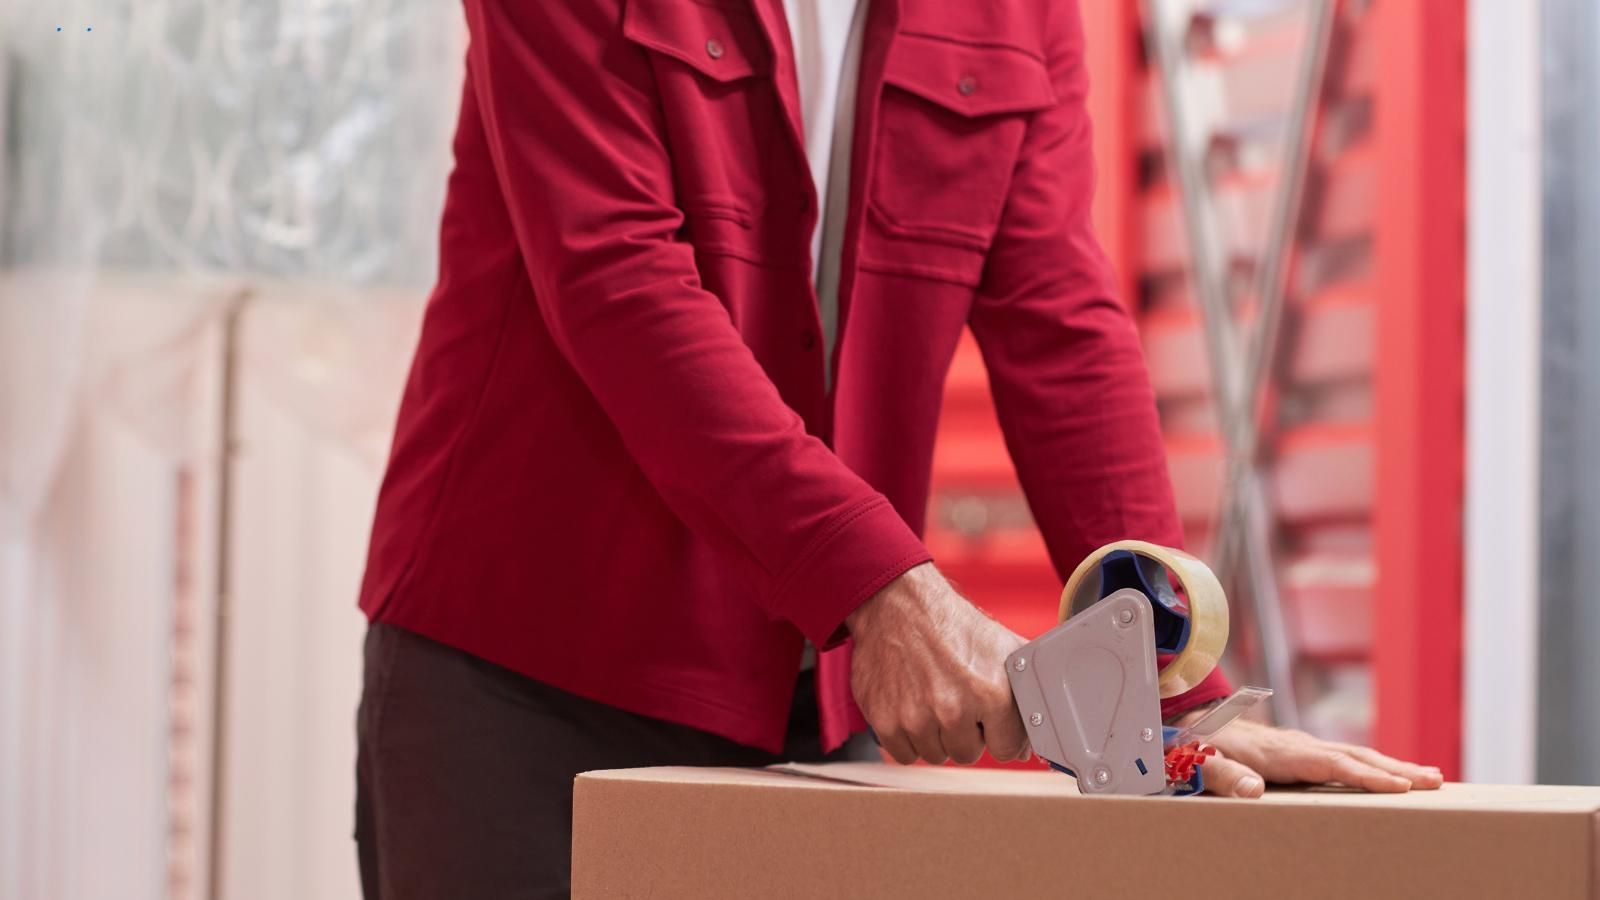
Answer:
[{"xmin": 1005, "ymin": 540, "xmax": 1271, "ymax": 796}]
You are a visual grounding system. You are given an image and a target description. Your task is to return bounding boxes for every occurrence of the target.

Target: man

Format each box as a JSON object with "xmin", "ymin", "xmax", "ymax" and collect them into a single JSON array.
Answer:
[{"xmin": 354, "ymin": 0, "xmax": 1442, "ymax": 896}]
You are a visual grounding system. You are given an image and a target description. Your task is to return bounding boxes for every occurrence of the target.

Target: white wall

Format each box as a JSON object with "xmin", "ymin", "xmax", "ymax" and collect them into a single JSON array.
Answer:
[{"xmin": 1464, "ymin": 0, "xmax": 1543, "ymax": 784}]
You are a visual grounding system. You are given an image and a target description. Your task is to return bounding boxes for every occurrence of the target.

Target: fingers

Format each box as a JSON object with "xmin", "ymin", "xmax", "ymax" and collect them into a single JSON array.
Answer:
[
  {"xmin": 1305, "ymin": 748, "xmax": 1412, "ymax": 793},
  {"xmin": 979, "ymin": 698, "xmax": 1031, "ymax": 763},
  {"xmin": 1338, "ymin": 744, "xmax": 1445, "ymax": 790},
  {"xmin": 874, "ymin": 725, "xmax": 918, "ymax": 766},
  {"xmin": 1200, "ymin": 752, "xmax": 1265, "ymax": 799},
  {"xmin": 883, "ymin": 701, "xmax": 1021, "ymax": 767},
  {"xmin": 873, "ymin": 718, "xmax": 949, "ymax": 766},
  {"xmin": 929, "ymin": 694, "xmax": 985, "ymax": 764},
  {"xmin": 905, "ymin": 714, "xmax": 949, "ymax": 765},
  {"xmin": 1208, "ymin": 721, "xmax": 1444, "ymax": 794},
  {"xmin": 941, "ymin": 719, "xmax": 986, "ymax": 766}
]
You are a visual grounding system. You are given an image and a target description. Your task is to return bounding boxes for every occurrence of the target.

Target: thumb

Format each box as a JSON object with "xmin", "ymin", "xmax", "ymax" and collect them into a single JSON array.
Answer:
[{"xmin": 1200, "ymin": 752, "xmax": 1265, "ymax": 799}]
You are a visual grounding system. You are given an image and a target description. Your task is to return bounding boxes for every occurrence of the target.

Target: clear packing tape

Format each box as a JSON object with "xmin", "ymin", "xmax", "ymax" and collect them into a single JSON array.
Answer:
[{"xmin": 1058, "ymin": 540, "xmax": 1230, "ymax": 699}]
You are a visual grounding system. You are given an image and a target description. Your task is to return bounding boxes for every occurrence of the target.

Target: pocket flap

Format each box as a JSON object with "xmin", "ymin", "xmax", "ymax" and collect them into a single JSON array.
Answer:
[
  {"xmin": 882, "ymin": 33, "xmax": 1055, "ymax": 117},
  {"xmin": 623, "ymin": 0, "xmax": 770, "ymax": 83}
]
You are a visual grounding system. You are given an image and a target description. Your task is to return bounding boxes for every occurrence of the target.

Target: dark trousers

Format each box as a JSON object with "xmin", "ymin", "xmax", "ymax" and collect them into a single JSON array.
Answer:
[{"xmin": 355, "ymin": 623, "xmax": 876, "ymax": 899}]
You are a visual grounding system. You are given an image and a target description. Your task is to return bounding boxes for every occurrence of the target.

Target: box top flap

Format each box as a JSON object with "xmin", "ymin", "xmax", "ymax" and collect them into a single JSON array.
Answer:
[{"xmin": 577, "ymin": 762, "xmax": 1600, "ymax": 814}]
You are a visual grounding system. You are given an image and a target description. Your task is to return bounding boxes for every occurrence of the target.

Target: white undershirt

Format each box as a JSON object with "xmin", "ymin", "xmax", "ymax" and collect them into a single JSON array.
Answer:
[
  {"xmin": 782, "ymin": 0, "xmax": 867, "ymax": 391},
  {"xmin": 784, "ymin": 0, "xmax": 866, "ymax": 670}
]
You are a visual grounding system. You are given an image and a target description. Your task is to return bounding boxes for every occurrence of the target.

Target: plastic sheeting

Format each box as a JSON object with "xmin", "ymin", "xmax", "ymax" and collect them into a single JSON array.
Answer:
[
  {"xmin": 0, "ymin": 2, "xmax": 464, "ymax": 898},
  {"xmin": 1, "ymin": 0, "xmax": 460, "ymax": 485},
  {"xmin": 4, "ymin": 0, "xmax": 460, "ymax": 277},
  {"xmin": 1, "ymin": 0, "xmax": 462, "ymax": 533}
]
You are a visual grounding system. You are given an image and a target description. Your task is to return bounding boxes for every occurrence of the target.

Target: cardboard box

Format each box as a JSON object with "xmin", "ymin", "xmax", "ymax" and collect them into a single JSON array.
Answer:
[{"xmin": 573, "ymin": 762, "xmax": 1600, "ymax": 899}]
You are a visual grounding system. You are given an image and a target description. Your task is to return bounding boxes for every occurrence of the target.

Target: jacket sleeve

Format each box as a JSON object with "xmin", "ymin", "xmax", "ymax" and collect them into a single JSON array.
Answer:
[
  {"xmin": 968, "ymin": 0, "xmax": 1231, "ymax": 716},
  {"xmin": 460, "ymin": 0, "xmax": 930, "ymax": 644}
]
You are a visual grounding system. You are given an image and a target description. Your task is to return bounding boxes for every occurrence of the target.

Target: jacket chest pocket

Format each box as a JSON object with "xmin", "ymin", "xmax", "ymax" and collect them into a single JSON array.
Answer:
[
  {"xmin": 867, "ymin": 34, "xmax": 1055, "ymax": 282},
  {"xmin": 622, "ymin": 0, "xmax": 802, "ymax": 268}
]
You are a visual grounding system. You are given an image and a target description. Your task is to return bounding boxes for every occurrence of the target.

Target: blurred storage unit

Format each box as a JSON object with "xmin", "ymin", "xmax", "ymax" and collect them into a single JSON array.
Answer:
[
  {"xmin": 0, "ymin": 271, "xmax": 232, "ymax": 900},
  {"xmin": 925, "ymin": 0, "xmax": 1464, "ymax": 773},
  {"xmin": 213, "ymin": 286, "xmax": 422, "ymax": 900}
]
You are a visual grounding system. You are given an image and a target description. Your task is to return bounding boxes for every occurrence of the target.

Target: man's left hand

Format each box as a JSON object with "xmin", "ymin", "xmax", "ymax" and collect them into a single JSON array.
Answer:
[{"xmin": 1188, "ymin": 717, "xmax": 1445, "ymax": 798}]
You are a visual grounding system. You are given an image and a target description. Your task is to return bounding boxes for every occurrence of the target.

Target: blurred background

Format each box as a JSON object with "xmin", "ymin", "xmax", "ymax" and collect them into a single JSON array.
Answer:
[{"xmin": 0, "ymin": 0, "xmax": 1592, "ymax": 897}]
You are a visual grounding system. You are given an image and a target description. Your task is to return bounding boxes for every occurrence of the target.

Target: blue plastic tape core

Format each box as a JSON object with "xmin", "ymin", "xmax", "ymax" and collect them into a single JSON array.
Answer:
[{"xmin": 1097, "ymin": 550, "xmax": 1190, "ymax": 653}]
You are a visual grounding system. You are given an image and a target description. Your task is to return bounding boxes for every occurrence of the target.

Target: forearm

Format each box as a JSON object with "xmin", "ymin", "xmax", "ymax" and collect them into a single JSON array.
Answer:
[{"xmin": 970, "ymin": 0, "xmax": 1229, "ymax": 715}]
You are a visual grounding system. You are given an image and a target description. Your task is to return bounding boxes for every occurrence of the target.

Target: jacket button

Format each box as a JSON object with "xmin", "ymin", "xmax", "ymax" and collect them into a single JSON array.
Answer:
[
  {"xmin": 706, "ymin": 39, "xmax": 725, "ymax": 59},
  {"xmin": 957, "ymin": 74, "xmax": 977, "ymax": 96},
  {"xmin": 801, "ymin": 331, "xmax": 817, "ymax": 350}
]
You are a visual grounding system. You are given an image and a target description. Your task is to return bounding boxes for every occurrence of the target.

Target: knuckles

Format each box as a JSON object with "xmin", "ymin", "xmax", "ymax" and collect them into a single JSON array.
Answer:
[
  {"xmin": 902, "ymin": 709, "xmax": 938, "ymax": 739},
  {"xmin": 933, "ymin": 701, "xmax": 966, "ymax": 732},
  {"xmin": 983, "ymin": 681, "xmax": 1015, "ymax": 714}
]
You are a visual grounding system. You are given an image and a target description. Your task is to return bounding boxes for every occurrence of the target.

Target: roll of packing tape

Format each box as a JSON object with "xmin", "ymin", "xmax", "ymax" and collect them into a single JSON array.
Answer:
[{"xmin": 1057, "ymin": 540, "xmax": 1228, "ymax": 699}]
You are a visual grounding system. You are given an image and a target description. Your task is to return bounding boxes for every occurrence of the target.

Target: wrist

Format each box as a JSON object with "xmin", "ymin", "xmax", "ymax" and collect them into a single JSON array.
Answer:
[
  {"xmin": 1165, "ymin": 698, "xmax": 1221, "ymax": 728},
  {"xmin": 845, "ymin": 561, "xmax": 941, "ymax": 636}
]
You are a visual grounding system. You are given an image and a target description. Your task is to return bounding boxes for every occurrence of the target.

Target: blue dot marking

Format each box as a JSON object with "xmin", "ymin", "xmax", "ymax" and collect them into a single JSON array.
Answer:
[
  {"xmin": 56, "ymin": 26, "xmax": 62, "ymax": 31},
  {"xmin": 86, "ymin": 26, "xmax": 92, "ymax": 32}
]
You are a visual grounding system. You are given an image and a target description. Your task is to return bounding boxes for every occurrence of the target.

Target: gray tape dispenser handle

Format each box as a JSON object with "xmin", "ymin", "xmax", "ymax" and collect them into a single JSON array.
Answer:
[{"xmin": 1005, "ymin": 588, "xmax": 1168, "ymax": 796}]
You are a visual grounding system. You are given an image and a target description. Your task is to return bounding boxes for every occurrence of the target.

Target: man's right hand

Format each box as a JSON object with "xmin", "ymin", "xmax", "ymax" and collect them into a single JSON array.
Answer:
[{"xmin": 845, "ymin": 563, "xmax": 1031, "ymax": 766}]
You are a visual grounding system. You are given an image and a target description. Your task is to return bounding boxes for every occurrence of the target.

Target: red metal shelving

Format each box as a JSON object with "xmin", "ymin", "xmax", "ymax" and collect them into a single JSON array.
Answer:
[{"xmin": 923, "ymin": 0, "xmax": 1464, "ymax": 774}]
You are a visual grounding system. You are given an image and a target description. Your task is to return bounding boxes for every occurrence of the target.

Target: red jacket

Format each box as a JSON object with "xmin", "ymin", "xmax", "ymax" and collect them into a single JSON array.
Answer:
[{"xmin": 359, "ymin": 0, "xmax": 1230, "ymax": 753}]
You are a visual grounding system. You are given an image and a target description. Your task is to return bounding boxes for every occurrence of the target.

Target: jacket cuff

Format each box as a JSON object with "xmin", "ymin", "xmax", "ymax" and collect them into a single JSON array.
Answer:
[
  {"xmin": 766, "ymin": 496, "xmax": 932, "ymax": 647},
  {"xmin": 1159, "ymin": 662, "xmax": 1234, "ymax": 722}
]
